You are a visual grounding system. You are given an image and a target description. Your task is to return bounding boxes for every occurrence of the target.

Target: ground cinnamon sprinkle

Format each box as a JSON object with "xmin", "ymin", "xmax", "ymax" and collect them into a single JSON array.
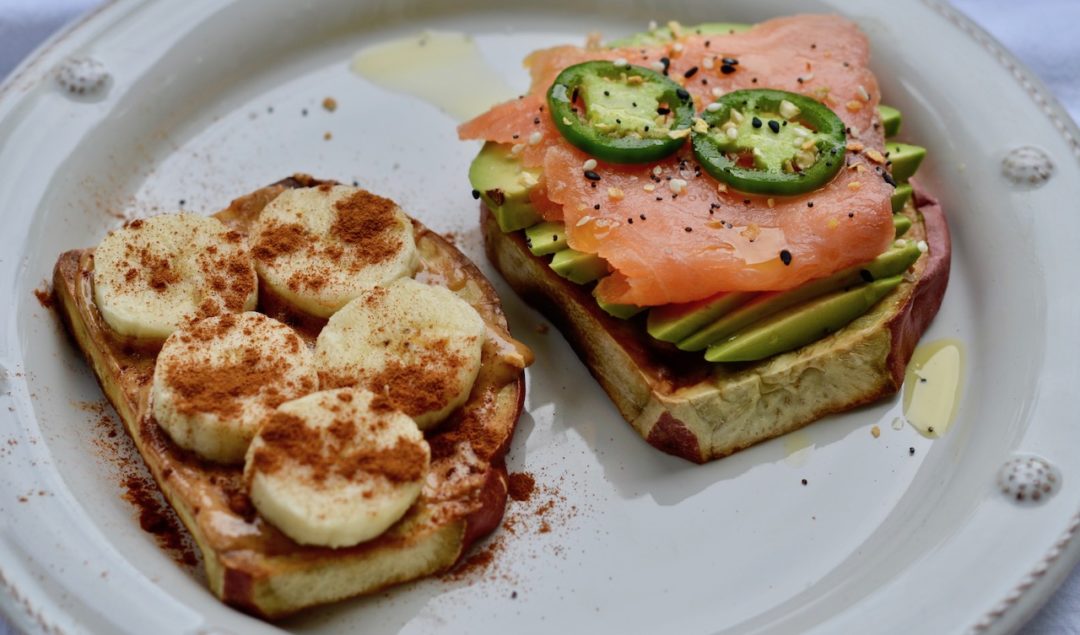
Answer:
[
  {"xmin": 507, "ymin": 472, "xmax": 535, "ymax": 502},
  {"xmin": 33, "ymin": 282, "xmax": 54, "ymax": 309},
  {"xmin": 121, "ymin": 473, "xmax": 199, "ymax": 567},
  {"xmin": 140, "ymin": 249, "xmax": 180, "ymax": 292},
  {"xmin": 252, "ymin": 222, "xmax": 311, "ymax": 261},
  {"xmin": 331, "ymin": 190, "xmax": 402, "ymax": 265},
  {"xmin": 252, "ymin": 410, "xmax": 427, "ymax": 485}
]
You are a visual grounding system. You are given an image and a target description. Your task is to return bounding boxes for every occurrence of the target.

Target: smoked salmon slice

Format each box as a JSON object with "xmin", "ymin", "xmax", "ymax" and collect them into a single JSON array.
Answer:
[{"xmin": 460, "ymin": 14, "xmax": 896, "ymax": 307}]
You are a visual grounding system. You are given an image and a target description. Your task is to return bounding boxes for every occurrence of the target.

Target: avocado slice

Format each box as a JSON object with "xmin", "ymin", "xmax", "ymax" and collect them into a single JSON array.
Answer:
[
  {"xmin": 886, "ymin": 142, "xmax": 926, "ymax": 184},
  {"xmin": 550, "ymin": 248, "xmax": 608, "ymax": 284},
  {"xmin": 646, "ymin": 291, "xmax": 755, "ymax": 343},
  {"xmin": 525, "ymin": 221, "xmax": 568, "ymax": 256},
  {"xmin": 469, "ymin": 142, "xmax": 542, "ymax": 232},
  {"xmin": 891, "ymin": 182, "xmax": 913, "ymax": 213},
  {"xmin": 593, "ymin": 287, "xmax": 645, "ymax": 319},
  {"xmin": 704, "ymin": 275, "xmax": 903, "ymax": 362},
  {"xmin": 678, "ymin": 241, "xmax": 921, "ymax": 351},
  {"xmin": 607, "ymin": 22, "xmax": 752, "ymax": 48},
  {"xmin": 893, "ymin": 213, "xmax": 913, "ymax": 238},
  {"xmin": 877, "ymin": 104, "xmax": 902, "ymax": 138}
]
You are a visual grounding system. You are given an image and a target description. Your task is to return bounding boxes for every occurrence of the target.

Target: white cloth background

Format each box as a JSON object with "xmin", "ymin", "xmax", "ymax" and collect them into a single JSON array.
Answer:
[{"xmin": 1, "ymin": 0, "xmax": 1078, "ymax": 633}]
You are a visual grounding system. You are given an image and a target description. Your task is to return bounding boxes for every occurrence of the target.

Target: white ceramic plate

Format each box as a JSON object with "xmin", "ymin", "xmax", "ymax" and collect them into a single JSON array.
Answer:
[{"xmin": 2, "ymin": 1, "xmax": 1078, "ymax": 633}]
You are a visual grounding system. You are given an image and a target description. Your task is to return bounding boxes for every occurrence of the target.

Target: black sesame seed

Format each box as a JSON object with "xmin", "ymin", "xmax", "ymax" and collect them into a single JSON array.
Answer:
[
  {"xmin": 743, "ymin": 199, "xmax": 751, "ymax": 205},
  {"xmin": 534, "ymin": 117, "xmax": 541, "ymax": 125},
  {"xmin": 807, "ymin": 201, "xmax": 814, "ymax": 208},
  {"xmin": 811, "ymin": 43, "xmax": 817, "ymax": 49},
  {"xmin": 882, "ymin": 171, "xmax": 897, "ymax": 187},
  {"xmin": 604, "ymin": 90, "xmax": 610, "ymax": 97},
  {"xmin": 780, "ymin": 249, "xmax": 792, "ymax": 265},
  {"xmin": 683, "ymin": 66, "xmax": 699, "ymax": 79},
  {"xmin": 584, "ymin": 170, "xmax": 601, "ymax": 181},
  {"xmin": 594, "ymin": 204, "xmax": 601, "ymax": 210},
  {"xmin": 655, "ymin": 197, "xmax": 663, "ymax": 201},
  {"xmin": 797, "ymin": 77, "xmax": 805, "ymax": 84},
  {"xmin": 752, "ymin": 117, "xmax": 762, "ymax": 129},
  {"xmin": 909, "ymin": 447, "xmax": 916, "ymax": 456},
  {"xmin": 632, "ymin": 102, "xmax": 637, "ymax": 107},
  {"xmin": 704, "ymin": 40, "xmax": 711, "ymax": 48},
  {"xmin": 720, "ymin": 64, "xmax": 736, "ymax": 74},
  {"xmin": 657, "ymin": 107, "xmax": 671, "ymax": 115},
  {"xmin": 801, "ymin": 479, "xmax": 808, "ymax": 486},
  {"xmin": 616, "ymin": 119, "xmax": 622, "ymax": 124},
  {"xmin": 723, "ymin": 57, "xmax": 738, "ymax": 65},
  {"xmin": 178, "ymin": 199, "xmax": 186, "ymax": 207},
  {"xmin": 640, "ymin": 214, "xmax": 646, "ymax": 220},
  {"xmin": 768, "ymin": 120, "xmax": 781, "ymax": 133},
  {"xmin": 859, "ymin": 269, "xmax": 874, "ymax": 283},
  {"xmin": 591, "ymin": 182, "xmax": 597, "ymax": 188},
  {"xmin": 471, "ymin": 189, "xmax": 481, "ymax": 200},
  {"xmin": 627, "ymin": 218, "xmax": 633, "ymax": 224},
  {"xmin": 301, "ymin": 108, "xmax": 308, "ymax": 116},
  {"xmin": 676, "ymin": 88, "xmax": 690, "ymax": 101},
  {"xmin": 512, "ymin": 134, "xmax": 519, "ymax": 139},
  {"xmin": 684, "ymin": 226, "xmax": 693, "ymax": 232},
  {"xmin": 267, "ymin": 106, "xmax": 274, "ymax": 114},
  {"xmin": 848, "ymin": 212, "xmax": 855, "ymax": 218},
  {"xmin": 352, "ymin": 180, "xmax": 359, "ymax": 187},
  {"xmin": 751, "ymin": 77, "xmax": 758, "ymax": 84}
]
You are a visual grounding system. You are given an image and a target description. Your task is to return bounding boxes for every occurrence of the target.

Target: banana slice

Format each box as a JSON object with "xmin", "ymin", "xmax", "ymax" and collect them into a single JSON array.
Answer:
[
  {"xmin": 244, "ymin": 388, "xmax": 430, "ymax": 547},
  {"xmin": 250, "ymin": 185, "xmax": 419, "ymax": 318},
  {"xmin": 151, "ymin": 312, "xmax": 318, "ymax": 464},
  {"xmin": 315, "ymin": 278, "xmax": 486, "ymax": 430},
  {"xmin": 92, "ymin": 213, "xmax": 258, "ymax": 341}
]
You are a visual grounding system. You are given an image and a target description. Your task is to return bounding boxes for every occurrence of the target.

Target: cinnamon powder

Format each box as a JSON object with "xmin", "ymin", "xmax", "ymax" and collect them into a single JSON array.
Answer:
[
  {"xmin": 507, "ymin": 472, "xmax": 535, "ymax": 502},
  {"xmin": 252, "ymin": 410, "xmax": 427, "ymax": 485}
]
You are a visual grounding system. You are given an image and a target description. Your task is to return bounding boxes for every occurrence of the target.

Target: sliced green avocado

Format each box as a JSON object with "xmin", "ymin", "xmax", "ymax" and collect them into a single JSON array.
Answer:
[
  {"xmin": 877, "ymin": 104, "xmax": 902, "ymax": 138},
  {"xmin": 525, "ymin": 221, "xmax": 568, "ymax": 256},
  {"xmin": 891, "ymin": 182, "xmax": 913, "ymax": 213},
  {"xmin": 646, "ymin": 291, "xmax": 755, "ymax": 344},
  {"xmin": 678, "ymin": 241, "xmax": 921, "ymax": 351},
  {"xmin": 705, "ymin": 276, "xmax": 903, "ymax": 362},
  {"xmin": 607, "ymin": 22, "xmax": 752, "ymax": 48},
  {"xmin": 469, "ymin": 142, "xmax": 542, "ymax": 232},
  {"xmin": 893, "ymin": 213, "xmax": 913, "ymax": 238},
  {"xmin": 886, "ymin": 142, "xmax": 926, "ymax": 184},
  {"xmin": 550, "ymin": 248, "xmax": 608, "ymax": 284},
  {"xmin": 593, "ymin": 287, "xmax": 645, "ymax": 319}
]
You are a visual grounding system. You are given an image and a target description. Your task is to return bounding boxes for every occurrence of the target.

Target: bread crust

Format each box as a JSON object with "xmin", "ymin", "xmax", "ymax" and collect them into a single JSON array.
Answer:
[
  {"xmin": 53, "ymin": 176, "xmax": 529, "ymax": 618},
  {"xmin": 483, "ymin": 180, "xmax": 948, "ymax": 463}
]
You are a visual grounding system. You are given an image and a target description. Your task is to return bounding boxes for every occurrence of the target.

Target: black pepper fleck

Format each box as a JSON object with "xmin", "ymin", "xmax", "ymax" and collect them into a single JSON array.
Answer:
[{"xmin": 584, "ymin": 170, "xmax": 601, "ymax": 181}]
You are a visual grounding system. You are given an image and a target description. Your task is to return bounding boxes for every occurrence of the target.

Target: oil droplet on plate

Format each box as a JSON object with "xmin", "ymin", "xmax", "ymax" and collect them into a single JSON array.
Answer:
[
  {"xmin": 783, "ymin": 429, "xmax": 813, "ymax": 467},
  {"xmin": 902, "ymin": 339, "xmax": 965, "ymax": 438},
  {"xmin": 350, "ymin": 31, "xmax": 517, "ymax": 122}
]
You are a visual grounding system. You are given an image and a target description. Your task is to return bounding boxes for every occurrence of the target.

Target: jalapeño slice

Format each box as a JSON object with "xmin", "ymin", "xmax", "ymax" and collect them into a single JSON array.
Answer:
[
  {"xmin": 692, "ymin": 89, "xmax": 846, "ymax": 195},
  {"xmin": 547, "ymin": 60, "xmax": 694, "ymax": 164}
]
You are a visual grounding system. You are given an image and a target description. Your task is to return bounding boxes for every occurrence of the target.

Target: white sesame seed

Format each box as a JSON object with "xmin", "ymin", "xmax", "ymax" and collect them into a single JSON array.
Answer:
[
  {"xmin": 779, "ymin": 99, "xmax": 801, "ymax": 120},
  {"xmin": 857, "ymin": 84, "xmax": 870, "ymax": 101},
  {"xmin": 577, "ymin": 215, "xmax": 593, "ymax": 227},
  {"xmin": 671, "ymin": 42, "xmax": 684, "ymax": 54},
  {"xmin": 669, "ymin": 178, "xmax": 688, "ymax": 194},
  {"xmin": 648, "ymin": 20, "xmax": 658, "ymax": 31},
  {"xmin": 652, "ymin": 165, "xmax": 663, "ymax": 177},
  {"xmin": 583, "ymin": 159, "xmax": 598, "ymax": 171},
  {"xmin": 730, "ymin": 108, "xmax": 744, "ymax": 123},
  {"xmin": 703, "ymin": 56, "xmax": 715, "ymax": 70},
  {"xmin": 528, "ymin": 131, "xmax": 543, "ymax": 145},
  {"xmin": 894, "ymin": 239, "xmax": 908, "ymax": 248},
  {"xmin": 712, "ymin": 87, "xmax": 725, "ymax": 98},
  {"xmin": 511, "ymin": 143, "xmax": 525, "ymax": 155},
  {"xmin": 643, "ymin": 183, "xmax": 656, "ymax": 192},
  {"xmin": 916, "ymin": 240, "xmax": 929, "ymax": 253},
  {"xmin": 613, "ymin": 57, "xmax": 628, "ymax": 68},
  {"xmin": 706, "ymin": 102, "xmax": 722, "ymax": 112},
  {"xmin": 726, "ymin": 126, "xmax": 739, "ymax": 139},
  {"xmin": 651, "ymin": 60, "xmax": 666, "ymax": 72},
  {"xmin": 798, "ymin": 72, "xmax": 814, "ymax": 83}
]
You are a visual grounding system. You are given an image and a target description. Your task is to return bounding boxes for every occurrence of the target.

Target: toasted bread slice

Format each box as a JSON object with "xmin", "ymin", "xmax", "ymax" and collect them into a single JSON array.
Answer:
[
  {"xmin": 483, "ymin": 181, "xmax": 949, "ymax": 463},
  {"xmin": 54, "ymin": 175, "xmax": 529, "ymax": 618}
]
